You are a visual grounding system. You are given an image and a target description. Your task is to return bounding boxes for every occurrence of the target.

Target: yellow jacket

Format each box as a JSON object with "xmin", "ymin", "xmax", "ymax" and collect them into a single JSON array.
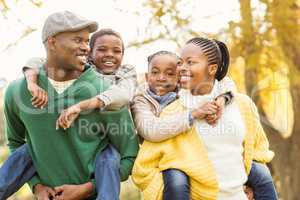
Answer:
[{"xmin": 132, "ymin": 93, "xmax": 274, "ymax": 200}]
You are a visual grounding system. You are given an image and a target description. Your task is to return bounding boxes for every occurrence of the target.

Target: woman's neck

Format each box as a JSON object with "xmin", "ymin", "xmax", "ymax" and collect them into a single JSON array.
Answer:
[{"xmin": 191, "ymin": 80, "xmax": 215, "ymax": 96}]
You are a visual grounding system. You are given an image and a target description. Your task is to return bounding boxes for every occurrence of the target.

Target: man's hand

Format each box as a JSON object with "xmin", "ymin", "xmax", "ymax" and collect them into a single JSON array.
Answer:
[
  {"xmin": 56, "ymin": 104, "xmax": 81, "ymax": 130},
  {"xmin": 28, "ymin": 83, "xmax": 48, "ymax": 109},
  {"xmin": 34, "ymin": 184, "xmax": 56, "ymax": 200},
  {"xmin": 54, "ymin": 183, "xmax": 93, "ymax": 200}
]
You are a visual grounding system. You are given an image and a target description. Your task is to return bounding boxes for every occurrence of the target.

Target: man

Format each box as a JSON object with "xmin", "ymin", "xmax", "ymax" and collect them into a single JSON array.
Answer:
[{"xmin": 2, "ymin": 11, "xmax": 139, "ymax": 200}]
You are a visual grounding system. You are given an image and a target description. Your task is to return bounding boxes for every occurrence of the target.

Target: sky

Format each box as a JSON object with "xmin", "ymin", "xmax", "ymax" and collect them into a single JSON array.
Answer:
[{"xmin": 0, "ymin": 0, "xmax": 241, "ymax": 82}]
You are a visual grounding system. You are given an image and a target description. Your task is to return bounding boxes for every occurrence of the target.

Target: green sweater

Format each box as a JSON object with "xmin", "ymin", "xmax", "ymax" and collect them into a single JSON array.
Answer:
[{"xmin": 4, "ymin": 65, "xmax": 139, "ymax": 197}]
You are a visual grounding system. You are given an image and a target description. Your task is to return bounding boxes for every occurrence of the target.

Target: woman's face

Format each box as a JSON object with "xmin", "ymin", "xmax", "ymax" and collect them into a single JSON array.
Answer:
[
  {"xmin": 90, "ymin": 35, "xmax": 124, "ymax": 74},
  {"xmin": 179, "ymin": 43, "xmax": 216, "ymax": 94},
  {"xmin": 146, "ymin": 54, "xmax": 179, "ymax": 96}
]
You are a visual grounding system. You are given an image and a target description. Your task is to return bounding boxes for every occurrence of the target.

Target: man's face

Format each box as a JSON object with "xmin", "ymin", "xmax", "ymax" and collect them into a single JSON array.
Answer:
[{"xmin": 49, "ymin": 29, "xmax": 90, "ymax": 72}]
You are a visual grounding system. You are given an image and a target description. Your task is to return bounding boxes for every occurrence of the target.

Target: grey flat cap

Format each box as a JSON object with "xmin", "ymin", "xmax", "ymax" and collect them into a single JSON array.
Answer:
[{"xmin": 42, "ymin": 10, "xmax": 98, "ymax": 43}]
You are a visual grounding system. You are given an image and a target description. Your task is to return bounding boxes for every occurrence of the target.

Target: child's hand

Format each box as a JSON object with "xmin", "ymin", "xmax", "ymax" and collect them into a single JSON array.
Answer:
[
  {"xmin": 244, "ymin": 186, "xmax": 254, "ymax": 200},
  {"xmin": 56, "ymin": 104, "xmax": 81, "ymax": 130},
  {"xmin": 28, "ymin": 83, "xmax": 48, "ymax": 109},
  {"xmin": 205, "ymin": 97, "xmax": 225, "ymax": 125},
  {"xmin": 192, "ymin": 102, "xmax": 219, "ymax": 120},
  {"xmin": 215, "ymin": 95, "xmax": 226, "ymax": 112}
]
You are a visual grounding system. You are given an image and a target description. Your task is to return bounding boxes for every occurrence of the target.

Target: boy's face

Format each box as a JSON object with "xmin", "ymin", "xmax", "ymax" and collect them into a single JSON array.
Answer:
[
  {"xmin": 90, "ymin": 35, "xmax": 124, "ymax": 74},
  {"xmin": 146, "ymin": 54, "xmax": 180, "ymax": 96}
]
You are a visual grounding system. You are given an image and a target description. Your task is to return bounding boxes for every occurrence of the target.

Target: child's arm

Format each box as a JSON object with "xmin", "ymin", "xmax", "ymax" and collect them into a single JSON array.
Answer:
[
  {"xmin": 214, "ymin": 76, "xmax": 237, "ymax": 109},
  {"xmin": 56, "ymin": 65, "xmax": 137, "ymax": 129},
  {"xmin": 56, "ymin": 97, "xmax": 104, "ymax": 130},
  {"xmin": 23, "ymin": 57, "xmax": 48, "ymax": 108},
  {"xmin": 205, "ymin": 76, "xmax": 236, "ymax": 125},
  {"xmin": 97, "ymin": 64, "xmax": 137, "ymax": 110},
  {"xmin": 218, "ymin": 76, "xmax": 238, "ymax": 94},
  {"xmin": 205, "ymin": 92, "xmax": 233, "ymax": 125},
  {"xmin": 131, "ymin": 95, "xmax": 218, "ymax": 142}
]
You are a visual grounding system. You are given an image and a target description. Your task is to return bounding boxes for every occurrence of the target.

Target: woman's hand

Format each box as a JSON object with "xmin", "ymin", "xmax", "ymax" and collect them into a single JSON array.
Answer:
[{"xmin": 56, "ymin": 104, "xmax": 81, "ymax": 130}]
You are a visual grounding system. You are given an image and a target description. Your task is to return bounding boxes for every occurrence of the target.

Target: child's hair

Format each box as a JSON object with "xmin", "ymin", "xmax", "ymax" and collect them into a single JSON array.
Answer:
[
  {"xmin": 186, "ymin": 37, "xmax": 230, "ymax": 81},
  {"xmin": 89, "ymin": 28, "xmax": 125, "ymax": 53},
  {"xmin": 147, "ymin": 50, "xmax": 180, "ymax": 67}
]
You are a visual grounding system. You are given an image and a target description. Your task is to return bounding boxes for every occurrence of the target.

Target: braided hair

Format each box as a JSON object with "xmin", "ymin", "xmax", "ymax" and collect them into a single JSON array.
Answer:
[
  {"xmin": 147, "ymin": 50, "xmax": 180, "ymax": 67},
  {"xmin": 186, "ymin": 37, "xmax": 230, "ymax": 81}
]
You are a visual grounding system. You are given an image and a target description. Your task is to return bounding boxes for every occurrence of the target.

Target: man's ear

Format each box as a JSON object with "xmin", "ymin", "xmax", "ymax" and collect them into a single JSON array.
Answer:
[
  {"xmin": 208, "ymin": 64, "xmax": 218, "ymax": 77},
  {"xmin": 47, "ymin": 37, "xmax": 56, "ymax": 51}
]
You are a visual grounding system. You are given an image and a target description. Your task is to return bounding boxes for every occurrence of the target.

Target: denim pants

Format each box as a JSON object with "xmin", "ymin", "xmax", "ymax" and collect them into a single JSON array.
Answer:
[
  {"xmin": 0, "ymin": 144, "xmax": 121, "ymax": 200},
  {"xmin": 0, "ymin": 144, "xmax": 36, "ymax": 200},
  {"xmin": 246, "ymin": 161, "xmax": 278, "ymax": 200},
  {"xmin": 95, "ymin": 144, "xmax": 121, "ymax": 200},
  {"xmin": 162, "ymin": 169, "xmax": 190, "ymax": 200}
]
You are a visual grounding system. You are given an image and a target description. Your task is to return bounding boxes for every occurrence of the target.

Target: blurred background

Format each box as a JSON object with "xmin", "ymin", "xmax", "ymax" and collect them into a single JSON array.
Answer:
[{"xmin": 0, "ymin": 0, "xmax": 299, "ymax": 199}]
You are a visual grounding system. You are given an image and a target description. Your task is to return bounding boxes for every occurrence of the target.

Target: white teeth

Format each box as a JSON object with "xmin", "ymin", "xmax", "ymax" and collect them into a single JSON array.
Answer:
[
  {"xmin": 103, "ymin": 61, "xmax": 115, "ymax": 66},
  {"xmin": 156, "ymin": 86, "xmax": 165, "ymax": 89},
  {"xmin": 181, "ymin": 76, "xmax": 191, "ymax": 82}
]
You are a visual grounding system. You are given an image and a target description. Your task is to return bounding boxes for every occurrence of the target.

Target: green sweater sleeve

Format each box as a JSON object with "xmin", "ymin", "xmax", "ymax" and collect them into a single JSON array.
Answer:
[
  {"xmin": 4, "ymin": 81, "xmax": 42, "ymax": 191},
  {"xmin": 4, "ymin": 82, "xmax": 26, "ymax": 152},
  {"xmin": 27, "ymin": 175, "xmax": 42, "ymax": 192},
  {"xmin": 102, "ymin": 106, "xmax": 139, "ymax": 181}
]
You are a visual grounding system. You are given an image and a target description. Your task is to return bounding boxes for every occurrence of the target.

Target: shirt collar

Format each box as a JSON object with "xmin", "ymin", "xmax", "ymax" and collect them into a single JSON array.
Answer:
[{"xmin": 147, "ymin": 89, "xmax": 178, "ymax": 108}]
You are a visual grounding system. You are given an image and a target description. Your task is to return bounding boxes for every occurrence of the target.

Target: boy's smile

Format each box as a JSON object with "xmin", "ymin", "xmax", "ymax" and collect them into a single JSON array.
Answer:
[{"xmin": 91, "ymin": 35, "xmax": 124, "ymax": 74}]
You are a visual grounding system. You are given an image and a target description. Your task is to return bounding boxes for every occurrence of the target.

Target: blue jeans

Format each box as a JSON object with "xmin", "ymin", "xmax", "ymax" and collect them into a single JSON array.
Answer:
[
  {"xmin": 162, "ymin": 169, "xmax": 190, "ymax": 200},
  {"xmin": 246, "ymin": 161, "xmax": 278, "ymax": 200},
  {"xmin": 95, "ymin": 144, "xmax": 121, "ymax": 200},
  {"xmin": 0, "ymin": 144, "xmax": 36, "ymax": 200},
  {"xmin": 0, "ymin": 144, "xmax": 121, "ymax": 200}
]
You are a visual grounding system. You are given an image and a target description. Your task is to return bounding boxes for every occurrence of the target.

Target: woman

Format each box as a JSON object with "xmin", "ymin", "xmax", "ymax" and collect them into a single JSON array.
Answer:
[{"xmin": 132, "ymin": 37, "xmax": 275, "ymax": 200}]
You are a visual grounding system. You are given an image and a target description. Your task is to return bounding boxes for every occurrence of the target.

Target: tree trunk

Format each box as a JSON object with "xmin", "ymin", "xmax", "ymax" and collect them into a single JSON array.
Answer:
[
  {"xmin": 266, "ymin": 0, "xmax": 300, "ymax": 199},
  {"xmin": 263, "ymin": 82, "xmax": 300, "ymax": 200},
  {"xmin": 239, "ymin": 0, "xmax": 260, "ymax": 101},
  {"xmin": 240, "ymin": 0, "xmax": 300, "ymax": 199}
]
